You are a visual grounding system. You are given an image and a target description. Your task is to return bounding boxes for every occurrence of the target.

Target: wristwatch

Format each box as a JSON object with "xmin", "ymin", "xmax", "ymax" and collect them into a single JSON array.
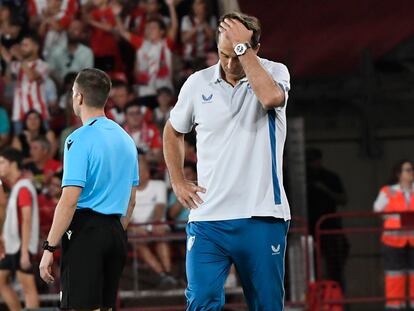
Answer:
[
  {"xmin": 42, "ymin": 241, "xmax": 58, "ymax": 252},
  {"xmin": 234, "ymin": 42, "xmax": 252, "ymax": 56}
]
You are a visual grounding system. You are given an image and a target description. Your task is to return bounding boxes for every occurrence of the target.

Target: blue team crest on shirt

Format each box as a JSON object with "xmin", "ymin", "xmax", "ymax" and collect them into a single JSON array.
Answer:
[{"xmin": 202, "ymin": 94, "xmax": 213, "ymax": 103}]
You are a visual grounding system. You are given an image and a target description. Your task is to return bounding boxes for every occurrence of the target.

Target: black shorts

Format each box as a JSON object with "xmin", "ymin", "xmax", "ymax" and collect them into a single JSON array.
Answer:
[
  {"xmin": 60, "ymin": 209, "xmax": 127, "ymax": 309},
  {"xmin": 0, "ymin": 250, "xmax": 35, "ymax": 274}
]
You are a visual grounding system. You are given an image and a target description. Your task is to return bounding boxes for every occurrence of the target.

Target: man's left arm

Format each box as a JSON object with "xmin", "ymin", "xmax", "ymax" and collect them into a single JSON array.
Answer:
[
  {"xmin": 39, "ymin": 186, "xmax": 81, "ymax": 283},
  {"xmin": 220, "ymin": 18, "xmax": 288, "ymax": 110}
]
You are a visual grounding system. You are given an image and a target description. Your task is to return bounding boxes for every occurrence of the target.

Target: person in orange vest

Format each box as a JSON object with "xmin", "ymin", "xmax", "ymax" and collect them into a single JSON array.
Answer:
[{"xmin": 374, "ymin": 159, "xmax": 414, "ymax": 310}]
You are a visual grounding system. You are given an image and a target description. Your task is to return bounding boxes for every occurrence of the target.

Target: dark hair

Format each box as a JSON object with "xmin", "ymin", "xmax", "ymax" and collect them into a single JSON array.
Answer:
[
  {"xmin": 21, "ymin": 32, "xmax": 41, "ymax": 46},
  {"xmin": 216, "ymin": 12, "xmax": 261, "ymax": 48},
  {"xmin": 23, "ymin": 109, "xmax": 47, "ymax": 135},
  {"xmin": 0, "ymin": 147, "xmax": 23, "ymax": 170},
  {"xmin": 74, "ymin": 68, "xmax": 112, "ymax": 108},
  {"xmin": 147, "ymin": 17, "xmax": 167, "ymax": 33},
  {"xmin": 390, "ymin": 159, "xmax": 414, "ymax": 185},
  {"xmin": 124, "ymin": 100, "xmax": 142, "ymax": 114},
  {"xmin": 190, "ymin": 0, "xmax": 213, "ymax": 21},
  {"xmin": 53, "ymin": 170, "xmax": 63, "ymax": 180},
  {"xmin": 156, "ymin": 86, "xmax": 173, "ymax": 96},
  {"xmin": 112, "ymin": 79, "xmax": 129, "ymax": 90},
  {"xmin": 31, "ymin": 135, "xmax": 51, "ymax": 152},
  {"xmin": 184, "ymin": 161, "xmax": 197, "ymax": 173}
]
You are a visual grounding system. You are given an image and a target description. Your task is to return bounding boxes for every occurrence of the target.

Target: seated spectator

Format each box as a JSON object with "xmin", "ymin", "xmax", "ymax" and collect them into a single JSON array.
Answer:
[
  {"xmin": 0, "ymin": 104, "xmax": 10, "ymax": 148},
  {"xmin": 48, "ymin": 19, "xmax": 94, "ymax": 85},
  {"xmin": 181, "ymin": 0, "xmax": 216, "ymax": 63},
  {"xmin": 167, "ymin": 161, "xmax": 196, "ymax": 231},
  {"xmin": 0, "ymin": 33, "xmax": 52, "ymax": 133},
  {"xmin": 130, "ymin": 155, "xmax": 178, "ymax": 288},
  {"xmin": 124, "ymin": 101, "xmax": 162, "ymax": 163},
  {"xmin": 107, "ymin": 79, "xmax": 132, "ymax": 125},
  {"xmin": 28, "ymin": 0, "xmax": 78, "ymax": 30},
  {"xmin": 24, "ymin": 136, "xmax": 62, "ymax": 193},
  {"xmin": 116, "ymin": 0, "xmax": 178, "ymax": 100},
  {"xmin": 125, "ymin": 0, "xmax": 172, "ymax": 36},
  {"xmin": 154, "ymin": 86, "xmax": 173, "ymax": 130},
  {"xmin": 35, "ymin": 0, "xmax": 77, "ymax": 61},
  {"xmin": 11, "ymin": 110, "xmax": 57, "ymax": 162},
  {"xmin": 86, "ymin": 0, "xmax": 123, "ymax": 74},
  {"xmin": 38, "ymin": 171, "xmax": 62, "ymax": 238}
]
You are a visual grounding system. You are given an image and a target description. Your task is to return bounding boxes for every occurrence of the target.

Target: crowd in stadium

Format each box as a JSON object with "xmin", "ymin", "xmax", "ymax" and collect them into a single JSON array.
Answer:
[{"xmin": 0, "ymin": 0, "xmax": 230, "ymax": 297}]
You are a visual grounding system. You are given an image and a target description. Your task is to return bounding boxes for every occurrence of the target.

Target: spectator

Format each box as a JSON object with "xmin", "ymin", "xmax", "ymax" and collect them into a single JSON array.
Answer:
[
  {"xmin": 125, "ymin": 0, "xmax": 172, "ymax": 36},
  {"xmin": 167, "ymin": 161, "xmax": 196, "ymax": 231},
  {"xmin": 0, "ymin": 3, "xmax": 24, "ymax": 62},
  {"xmin": 306, "ymin": 148, "xmax": 349, "ymax": 287},
  {"xmin": 374, "ymin": 159, "xmax": 414, "ymax": 310},
  {"xmin": 181, "ymin": 0, "xmax": 216, "ymax": 63},
  {"xmin": 123, "ymin": 101, "xmax": 162, "ymax": 163},
  {"xmin": 0, "ymin": 33, "xmax": 51, "ymax": 133},
  {"xmin": 0, "ymin": 104, "xmax": 10, "ymax": 148},
  {"xmin": 107, "ymin": 79, "xmax": 132, "ymax": 125},
  {"xmin": 11, "ymin": 110, "xmax": 57, "ymax": 162},
  {"xmin": 48, "ymin": 19, "xmax": 94, "ymax": 85},
  {"xmin": 24, "ymin": 136, "xmax": 62, "ymax": 193},
  {"xmin": 38, "ymin": 171, "xmax": 62, "ymax": 238},
  {"xmin": 205, "ymin": 47, "xmax": 218, "ymax": 66},
  {"xmin": 116, "ymin": 0, "xmax": 178, "ymax": 100},
  {"xmin": 87, "ymin": 0, "xmax": 123, "ymax": 74},
  {"xmin": 130, "ymin": 155, "xmax": 177, "ymax": 288},
  {"xmin": 153, "ymin": 86, "xmax": 173, "ymax": 130},
  {"xmin": 28, "ymin": 0, "xmax": 77, "ymax": 30},
  {"xmin": 184, "ymin": 134, "xmax": 197, "ymax": 163},
  {"xmin": 35, "ymin": 0, "xmax": 74, "ymax": 61},
  {"xmin": 0, "ymin": 147, "xmax": 39, "ymax": 310}
]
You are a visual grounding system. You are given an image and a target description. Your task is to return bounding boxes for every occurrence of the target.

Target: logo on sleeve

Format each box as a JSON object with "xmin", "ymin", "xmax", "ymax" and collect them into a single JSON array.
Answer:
[
  {"xmin": 67, "ymin": 139, "xmax": 74, "ymax": 150},
  {"xmin": 202, "ymin": 94, "xmax": 213, "ymax": 103}
]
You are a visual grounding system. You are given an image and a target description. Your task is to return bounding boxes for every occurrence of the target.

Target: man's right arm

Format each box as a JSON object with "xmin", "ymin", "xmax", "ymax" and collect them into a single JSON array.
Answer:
[
  {"xmin": 163, "ymin": 121, "xmax": 205, "ymax": 209},
  {"xmin": 121, "ymin": 186, "xmax": 138, "ymax": 230}
]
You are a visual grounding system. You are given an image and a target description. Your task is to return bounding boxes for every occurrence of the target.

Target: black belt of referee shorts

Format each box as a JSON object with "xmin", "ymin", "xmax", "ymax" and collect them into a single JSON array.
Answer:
[{"xmin": 75, "ymin": 208, "xmax": 121, "ymax": 219}]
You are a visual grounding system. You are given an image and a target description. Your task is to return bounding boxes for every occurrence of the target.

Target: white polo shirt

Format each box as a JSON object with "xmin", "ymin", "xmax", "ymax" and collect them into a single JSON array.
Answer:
[{"xmin": 169, "ymin": 58, "xmax": 291, "ymax": 222}]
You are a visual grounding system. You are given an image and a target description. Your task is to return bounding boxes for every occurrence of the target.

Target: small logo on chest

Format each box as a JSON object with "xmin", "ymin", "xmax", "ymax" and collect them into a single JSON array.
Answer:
[{"xmin": 202, "ymin": 94, "xmax": 213, "ymax": 103}]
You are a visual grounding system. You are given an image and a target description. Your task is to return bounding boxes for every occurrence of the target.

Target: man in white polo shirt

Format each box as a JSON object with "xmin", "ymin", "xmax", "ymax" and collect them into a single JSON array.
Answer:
[{"xmin": 163, "ymin": 12, "xmax": 290, "ymax": 311}]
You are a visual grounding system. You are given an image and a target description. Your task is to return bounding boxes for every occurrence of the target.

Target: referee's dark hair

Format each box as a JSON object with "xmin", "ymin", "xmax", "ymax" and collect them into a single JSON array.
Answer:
[
  {"xmin": 75, "ymin": 68, "xmax": 112, "ymax": 109},
  {"xmin": 0, "ymin": 147, "xmax": 24, "ymax": 170}
]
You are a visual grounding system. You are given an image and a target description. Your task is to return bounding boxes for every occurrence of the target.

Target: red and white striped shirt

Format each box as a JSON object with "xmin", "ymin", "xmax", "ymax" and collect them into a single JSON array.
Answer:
[{"xmin": 11, "ymin": 60, "xmax": 50, "ymax": 122}]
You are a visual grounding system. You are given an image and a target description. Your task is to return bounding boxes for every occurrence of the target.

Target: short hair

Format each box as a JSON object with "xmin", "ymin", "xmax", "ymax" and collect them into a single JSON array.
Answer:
[
  {"xmin": 216, "ymin": 12, "xmax": 261, "ymax": 48},
  {"xmin": 111, "ymin": 79, "xmax": 129, "ymax": 90},
  {"xmin": 0, "ymin": 147, "xmax": 23, "ymax": 170},
  {"xmin": 184, "ymin": 161, "xmax": 197, "ymax": 173},
  {"xmin": 146, "ymin": 17, "xmax": 167, "ymax": 33},
  {"xmin": 156, "ymin": 86, "xmax": 173, "ymax": 96},
  {"xmin": 74, "ymin": 68, "xmax": 112, "ymax": 109},
  {"xmin": 21, "ymin": 32, "xmax": 41, "ymax": 46},
  {"xmin": 124, "ymin": 100, "xmax": 142, "ymax": 114},
  {"xmin": 53, "ymin": 170, "xmax": 63, "ymax": 180},
  {"xmin": 32, "ymin": 136, "xmax": 51, "ymax": 152}
]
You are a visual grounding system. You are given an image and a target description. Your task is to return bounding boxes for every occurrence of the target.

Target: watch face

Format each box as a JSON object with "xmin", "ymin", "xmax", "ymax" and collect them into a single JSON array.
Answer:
[{"xmin": 235, "ymin": 44, "xmax": 245, "ymax": 55}]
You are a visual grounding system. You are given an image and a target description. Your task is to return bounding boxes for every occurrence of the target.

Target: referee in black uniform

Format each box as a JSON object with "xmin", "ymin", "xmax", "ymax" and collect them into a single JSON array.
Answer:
[{"xmin": 39, "ymin": 68, "xmax": 139, "ymax": 310}]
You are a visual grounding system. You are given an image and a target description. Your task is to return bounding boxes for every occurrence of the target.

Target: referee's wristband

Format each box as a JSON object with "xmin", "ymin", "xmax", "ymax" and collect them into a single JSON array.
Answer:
[{"xmin": 42, "ymin": 241, "xmax": 58, "ymax": 253}]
